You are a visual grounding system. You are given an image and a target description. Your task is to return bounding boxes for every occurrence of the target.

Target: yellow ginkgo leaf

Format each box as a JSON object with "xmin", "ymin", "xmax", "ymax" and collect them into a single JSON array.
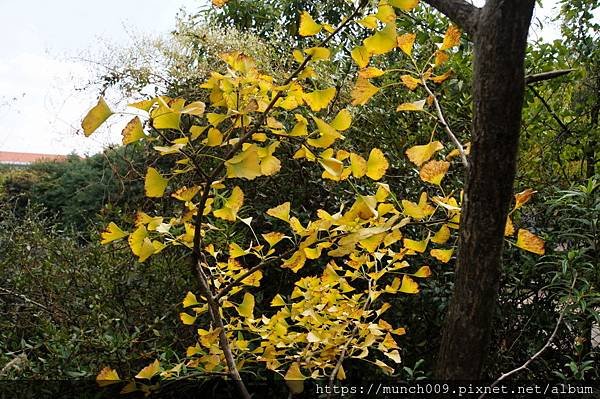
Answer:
[
  {"xmin": 304, "ymin": 47, "xmax": 330, "ymax": 61},
  {"xmin": 183, "ymin": 291, "xmax": 199, "ymax": 308},
  {"xmin": 446, "ymin": 142, "xmax": 471, "ymax": 160},
  {"xmin": 307, "ymin": 117, "xmax": 342, "ymax": 148},
  {"xmin": 262, "ymin": 232, "xmax": 286, "ymax": 247},
  {"xmin": 319, "ymin": 156, "xmax": 344, "ymax": 179},
  {"xmin": 434, "ymin": 50, "xmax": 450, "ymax": 67},
  {"xmin": 282, "ymin": 250, "xmax": 307, "ymax": 272},
  {"xmin": 144, "ymin": 167, "xmax": 169, "ymax": 198},
  {"xmin": 284, "ymin": 363, "xmax": 306, "ymax": 395},
  {"xmin": 363, "ymin": 23, "xmax": 397, "ymax": 55},
  {"xmin": 406, "ymin": 141, "xmax": 443, "ymax": 166},
  {"xmin": 257, "ymin": 142, "xmax": 282, "ymax": 176},
  {"xmin": 270, "ymin": 294, "xmax": 286, "ymax": 307},
  {"xmin": 181, "ymin": 101, "xmax": 206, "ymax": 116},
  {"xmin": 82, "ymin": 97, "xmax": 113, "ymax": 136},
  {"xmin": 213, "ymin": 186, "xmax": 244, "ymax": 222},
  {"xmin": 135, "ymin": 359, "xmax": 160, "ymax": 380},
  {"xmin": 299, "ymin": 11, "xmax": 321, "ymax": 36},
  {"xmin": 172, "ymin": 186, "xmax": 201, "ymax": 202},
  {"xmin": 404, "ymin": 237, "xmax": 428, "ymax": 253},
  {"xmin": 129, "ymin": 98, "xmax": 155, "ymax": 112},
  {"xmin": 180, "ymin": 312, "xmax": 196, "ymax": 325},
  {"xmin": 212, "ymin": 0, "xmax": 228, "ymax": 7},
  {"xmin": 205, "ymin": 128, "xmax": 223, "ymax": 147},
  {"xmin": 330, "ymin": 109, "xmax": 352, "ymax": 131},
  {"xmin": 419, "ymin": 160, "xmax": 450, "ymax": 185},
  {"xmin": 303, "ymin": 87, "xmax": 336, "ymax": 112},
  {"xmin": 504, "ymin": 216, "xmax": 515, "ymax": 236},
  {"xmin": 351, "ymin": 78, "xmax": 380, "ymax": 106},
  {"xmin": 514, "ymin": 188, "xmax": 537, "ymax": 210},
  {"xmin": 100, "ymin": 222, "xmax": 128, "ymax": 244},
  {"xmin": 397, "ymin": 33, "xmax": 416, "ymax": 56},
  {"xmin": 359, "ymin": 67, "xmax": 386, "ymax": 79},
  {"xmin": 290, "ymin": 114, "xmax": 309, "ymax": 136},
  {"xmin": 413, "ymin": 266, "xmax": 432, "ymax": 278},
  {"xmin": 366, "ymin": 148, "xmax": 389, "ymax": 180},
  {"xmin": 207, "ymin": 113, "xmax": 228, "ymax": 127},
  {"xmin": 151, "ymin": 97, "xmax": 184, "ymax": 130},
  {"xmin": 237, "ymin": 292, "xmax": 255, "ymax": 319},
  {"xmin": 293, "ymin": 146, "xmax": 317, "ymax": 161},
  {"xmin": 389, "ymin": 0, "xmax": 420, "ymax": 11},
  {"xmin": 402, "ymin": 192, "xmax": 435, "ymax": 220},
  {"xmin": 401, "ymin": 74, "xmax": 421, "ymax": 90},
  {"xmin": 385, "ymin": 350, "xmax": 402, "ymax": 364},
  {"xmin": 516, "ymin": 229, "xmax": 545, "ymax": 255},
  {"xmin": 399, "ymin": 275, "xmax": 419, "ymax": 293},
  {"xmin": 96, "ymin": 367, "xmax": 120, "ymax": 387},
  {"xmin": 350, "ymin": 153, "xmax": 367, "ymax": 178},
  {"xmin": 266, "ymin": 202, "xmax": 291, "ymax": 223},
  {"xmin": 431, "ymin": 248, "xmax": 453, "ymax": 263},
  {"xmin": 190, "ymin": 125, "xmax": 207, "ymax": 140},
  {"xmin": 430, "ymin": 70, "xmax": 453, "ymax": 84},
  {"xmin": 397, "ymin": 99, "xmax": 426, "ymax": 112},
  {"xmin": 121, "ymin": 116, "xmax": 145, "ymax": 145},
  {"xmin": 225, "ymin": 145, "xmax": 262, "ymax": 180},
  {"xmin": 440, "ymin": 24, "xmax": 461, "ymax": 51},
  {"xmin": 431, "ymin": 224, "xmax": 451, "ymax": 244},
  {"xmin": 375, "ymin": 3, "xmax": 396, "ymax": 23},
  {"xmin": 128, "ymin": 226, "xmax": 155, "ymax": 262},
  {"xmin": 358, "ymin": 15, "xmax": 379, "ymax": 29},
  {"xmin": 351, "ymin": 45, "xmax": 371, "ymax": 68}
]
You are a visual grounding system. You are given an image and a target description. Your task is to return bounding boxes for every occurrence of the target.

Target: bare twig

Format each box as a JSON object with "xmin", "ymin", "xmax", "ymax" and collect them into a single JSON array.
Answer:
[
  {"xmin": 528, "ymin": 86, "xmax": 571, "ymax": 135},
  {"xmin": 421, "ymin": 79, "xmax": 469, "ymax": 168},
  {"xmin": 0, "ymin": 287, "xmax": 50, "ymax": 312}
]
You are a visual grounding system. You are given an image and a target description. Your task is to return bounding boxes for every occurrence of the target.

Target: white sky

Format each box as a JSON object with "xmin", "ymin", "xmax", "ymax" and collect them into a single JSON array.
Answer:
[{"xmin": 0, "ymin": 1, "xmax": 591, "ymax": 155}]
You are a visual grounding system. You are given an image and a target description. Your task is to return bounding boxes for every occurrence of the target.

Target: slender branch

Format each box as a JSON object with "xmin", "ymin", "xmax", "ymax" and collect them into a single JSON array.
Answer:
[
  {"xmin": 479, "ymin": 277, "xmax": 577, "ymax": 399},
  {"xmin": 525, "ymin": 69, "xmax": 575, "ymax": 85},
  {"xmin": 214, "ymin": 249, "xmax": 293, "ymax": 302},
  {"xmin": 0, "ymin": 287, "xmax": 50, "ymax": 312},
  {"xmin": 421, "ymin": 79, "xmax": 469, "ymax": 168},
  {"xmin": 528, "ymin": 86, "xmax": 571, "ymax": 134},
  {"xmin": 421, "ymin": 0, "xmax": 480, "ymax": 36},
  {"xmin": 195, "ymin": 262, "xmax": 251, "ymax": 399}
]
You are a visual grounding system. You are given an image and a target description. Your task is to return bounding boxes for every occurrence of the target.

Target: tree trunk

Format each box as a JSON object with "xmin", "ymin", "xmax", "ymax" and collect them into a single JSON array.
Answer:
[{"xmin": 424, "ymin": 0, "xmax": 536, "ymax": 379}]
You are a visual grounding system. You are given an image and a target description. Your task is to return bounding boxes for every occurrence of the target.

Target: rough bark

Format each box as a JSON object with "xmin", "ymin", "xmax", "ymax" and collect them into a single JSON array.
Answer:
[{"xmin": 430, "ymin": 0, "xmax": 536, "ymax": 379}]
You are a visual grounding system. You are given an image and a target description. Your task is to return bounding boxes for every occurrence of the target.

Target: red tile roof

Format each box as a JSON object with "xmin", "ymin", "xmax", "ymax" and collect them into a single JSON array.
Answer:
[{"xmin": 0, "ymin": 151, "xmax": 68, "ymax": 165}]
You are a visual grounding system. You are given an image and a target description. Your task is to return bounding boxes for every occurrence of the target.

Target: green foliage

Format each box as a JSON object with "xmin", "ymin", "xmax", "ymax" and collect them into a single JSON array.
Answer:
[
  {"xmin": 0, "ymin": 204, "xmax": 191, "ymax": 379},
  {"xmin": 0, "ymin": 148, "xmax": 146, "ymax": 231},
  {"xmin": 490, "ymin": 176, "xmax": 599, "ymax": 380}
]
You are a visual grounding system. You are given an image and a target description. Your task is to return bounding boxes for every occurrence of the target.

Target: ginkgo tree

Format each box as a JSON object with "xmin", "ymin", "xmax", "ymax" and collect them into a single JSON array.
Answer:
[{"xmin": 85, "ymin": 0, "xmax": 545, "ymax": 396}]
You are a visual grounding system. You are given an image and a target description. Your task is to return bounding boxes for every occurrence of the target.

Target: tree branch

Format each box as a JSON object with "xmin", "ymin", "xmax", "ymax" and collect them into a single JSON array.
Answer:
[
  {"xmin": 525, "ymin": 69, "xmax": 575, "ymax": 85},
  {"xmin": 421, "ymin": 78, "xmax": 469, "ymax": 168},
  {"xmin": 195, "ymin": 261, "xmax": 251, "ymax": 399},
  {"xmin": 529, "ymin": 86, "xmax": 571, "ymax": 134},
  {"xmin": 421, "ymin": 0, "xmax": 480, "ymax": 36}
]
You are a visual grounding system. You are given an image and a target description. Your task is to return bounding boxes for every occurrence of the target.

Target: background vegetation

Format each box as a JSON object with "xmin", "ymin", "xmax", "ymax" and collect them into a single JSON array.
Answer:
[{"xmin": 1, "ymin": 0, "xmax": 597, "ymax": 392}]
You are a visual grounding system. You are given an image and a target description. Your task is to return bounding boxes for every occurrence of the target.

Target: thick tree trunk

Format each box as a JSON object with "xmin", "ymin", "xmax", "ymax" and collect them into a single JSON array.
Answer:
[{"xmin": 428, "ymin": 0, "xmax": 535, "ymax": 379}]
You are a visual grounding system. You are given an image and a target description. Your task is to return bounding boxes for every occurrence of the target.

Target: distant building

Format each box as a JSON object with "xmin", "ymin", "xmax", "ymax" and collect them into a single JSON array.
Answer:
[{"xmin": 0, "ymin": 151, "xmax": 69, "ymax": 166}]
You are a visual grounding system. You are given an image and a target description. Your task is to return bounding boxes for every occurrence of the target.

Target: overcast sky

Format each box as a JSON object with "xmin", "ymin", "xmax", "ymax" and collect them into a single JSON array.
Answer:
[{"xmin": 0, "ymin": 1, "xmax": 591, "ymax": 155}]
